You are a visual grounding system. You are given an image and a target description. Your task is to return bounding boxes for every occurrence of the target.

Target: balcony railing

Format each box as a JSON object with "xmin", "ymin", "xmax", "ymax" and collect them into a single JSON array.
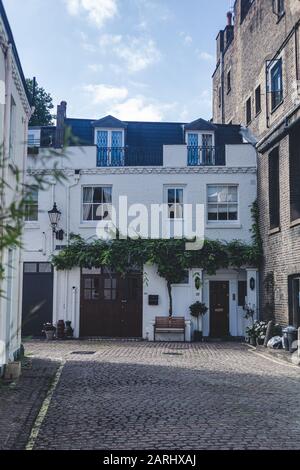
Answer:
[
  {"xmin": 97, "ymin": 147, "xmax": 125, "ymax": 167},
  {"xmin": 187, "ymin": 146, "xmax": 216, "ymax": 166},
  {"xmin": 97, "ymin": 147, "xmax": 162, "ymax": 167}
]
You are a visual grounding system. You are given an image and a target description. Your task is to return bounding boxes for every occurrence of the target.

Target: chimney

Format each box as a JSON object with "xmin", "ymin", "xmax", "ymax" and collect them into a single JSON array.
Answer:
[
  {"xmin": 227, "ymin": 11, "xmax": 233, "ymax": 26},
  {"xmin": 55, "ymin": 101, "xmax": 67, "ymax": 148}
]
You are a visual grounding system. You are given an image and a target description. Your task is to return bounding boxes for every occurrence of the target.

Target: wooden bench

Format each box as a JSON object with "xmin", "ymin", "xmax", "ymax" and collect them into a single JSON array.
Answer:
[{"xmin": 154, "ymin": 316, "xmax": 186, "ymax": 342}]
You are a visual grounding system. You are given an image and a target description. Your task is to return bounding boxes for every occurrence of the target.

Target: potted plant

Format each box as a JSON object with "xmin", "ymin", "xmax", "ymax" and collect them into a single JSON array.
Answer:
[
  {"xmin": 42, "ymin": 322, "xmax": 56, "ymax": 340},
  {"xmin": 189, "ymin": 301, "xmax": 208, "ymax": 342}
]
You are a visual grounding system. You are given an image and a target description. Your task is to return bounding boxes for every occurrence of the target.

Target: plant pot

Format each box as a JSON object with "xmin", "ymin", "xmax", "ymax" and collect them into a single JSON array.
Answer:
[
  {"xmin": 249, "ymin": 336, "xmax": 257, "ymax": 347},
  {"xmin": 193, "ymin": 330, "xmax": 203, "ymax": 342},
  {"xmin": 45, "ymin": 330, "xmax": 55, "ymax": 341},
  {"xmin": 257, "ymin": 337, "xmax": 264, "ymax": 346}
]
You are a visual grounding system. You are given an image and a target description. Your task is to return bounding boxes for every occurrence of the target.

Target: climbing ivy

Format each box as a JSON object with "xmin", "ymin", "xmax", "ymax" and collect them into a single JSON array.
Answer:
[{"xmin": 52, "ymin": 202, "xmax": 262, "ymax": 316}]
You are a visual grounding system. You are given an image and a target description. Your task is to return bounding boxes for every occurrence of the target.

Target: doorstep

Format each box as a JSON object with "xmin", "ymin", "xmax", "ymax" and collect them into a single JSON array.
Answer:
[{"xmin": 252, "ymin": 345, "xmax": 300, "ymax": 366}]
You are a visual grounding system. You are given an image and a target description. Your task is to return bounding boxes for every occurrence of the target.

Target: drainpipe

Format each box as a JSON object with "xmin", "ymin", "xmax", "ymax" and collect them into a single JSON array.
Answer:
[{"xmin": 64, "ymin": 173, "xmax": 81, "ymax": 322}]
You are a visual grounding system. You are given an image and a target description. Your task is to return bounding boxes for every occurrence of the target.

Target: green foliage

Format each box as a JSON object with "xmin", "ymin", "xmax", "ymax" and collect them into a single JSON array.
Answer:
[
  {"xmin": 26, "ymin": 78, "xmax": 54, "ymax": 126},
  {"xmin": 0, "ymin": 144, "xmax": 67, "ymax": 292},
  {"xmin": 189, "ymin": 302, "xmax": 208, "ymax": 318}
]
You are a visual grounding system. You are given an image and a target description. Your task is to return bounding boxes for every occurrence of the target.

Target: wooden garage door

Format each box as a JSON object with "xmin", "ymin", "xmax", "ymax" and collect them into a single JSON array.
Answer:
[{"xmin": 80, "ymin": 267, "xmax": 143, "ymax": 338}]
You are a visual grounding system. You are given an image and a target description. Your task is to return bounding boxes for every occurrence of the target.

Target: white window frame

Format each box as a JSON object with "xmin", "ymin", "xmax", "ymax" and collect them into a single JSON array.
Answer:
[
  {"xmin": 24, "ymin": 188, "xmax": 39, "ymax": 222},
  {"xmin": 94, "ymin": 128, "xmax": 125, "ymax": 147},
  {"xmin": 164, "ymin": 185, "xmax": 185, "ymax": 220},
  {"xmin": 185, "ymin": 132, "xmax": 215, "ymax": 147},
  {"xmin": 81, "ymin": 185, "xmax": 113, "ymax": 223},
  {"xmin": 207, "ymin": 184, "xmax": 239, "ymax": 224}
]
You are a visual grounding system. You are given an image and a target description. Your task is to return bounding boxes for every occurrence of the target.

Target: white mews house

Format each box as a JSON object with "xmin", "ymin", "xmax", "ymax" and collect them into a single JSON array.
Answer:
[
  {"xmin": 23, "ymin": 102, "xmax": 258, "ymax": 341},
  {"xmin": 0, "ymin": 1, "xmax": 31, "ymax": 374}
]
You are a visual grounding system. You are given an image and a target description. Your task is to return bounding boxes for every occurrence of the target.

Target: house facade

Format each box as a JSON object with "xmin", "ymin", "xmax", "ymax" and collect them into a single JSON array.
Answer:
[
  {"xmin": 0, "ymin": 0, "xmax": 31, "ymax": 374},
  {"xmin": 23, "ymin": 102, "xmax": 258, "ymax": 341},
  {"xmin": 212, "ymin": 0, "xmax": 300, "ymax": 328}
]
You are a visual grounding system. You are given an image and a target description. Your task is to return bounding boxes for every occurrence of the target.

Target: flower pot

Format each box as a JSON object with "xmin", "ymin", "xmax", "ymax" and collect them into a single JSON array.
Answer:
[
  {"xmin": 193, "ymin": 330, "xmax": 203, "ymax": 342},
  {"xmin": 257, "ymin": 337, "xmax": 264, "ymax": 346},
  {"xmin": 249, "ymin": 336, "xmax": 257, "ymax": 347},
  {"xmin": 45, "ymin": 330, "xmax": 55, "ymax": 341}
]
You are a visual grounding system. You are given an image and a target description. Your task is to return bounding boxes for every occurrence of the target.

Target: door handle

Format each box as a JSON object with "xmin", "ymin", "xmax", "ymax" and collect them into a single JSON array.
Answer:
[{"xmin": 121, "ymin": 300, "xmax": 127, "ymax": 303}]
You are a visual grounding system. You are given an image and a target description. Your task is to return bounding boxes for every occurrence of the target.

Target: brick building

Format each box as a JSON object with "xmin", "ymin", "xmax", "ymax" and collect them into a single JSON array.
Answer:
[{"xmin": 213, "ymin": 0, "xmax": 300, "ymax": 327}]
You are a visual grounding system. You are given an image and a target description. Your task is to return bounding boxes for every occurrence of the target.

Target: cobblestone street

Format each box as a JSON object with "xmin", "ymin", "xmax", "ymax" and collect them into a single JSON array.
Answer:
[{"xmin": 4, "ymin": 340, "xmax": 295, "ymax": 451}]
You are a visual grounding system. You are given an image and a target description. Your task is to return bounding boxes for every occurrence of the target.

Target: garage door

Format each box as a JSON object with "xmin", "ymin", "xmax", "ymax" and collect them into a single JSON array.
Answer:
[{"xmin": 80, "ymin": 267, "xmax": 143, "ymax": 338}]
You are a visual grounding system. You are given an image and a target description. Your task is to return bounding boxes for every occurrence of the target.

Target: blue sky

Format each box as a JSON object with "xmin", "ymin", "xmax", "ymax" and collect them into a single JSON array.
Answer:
[{"xmin": 4, "ymin": 0, "xmax": 230, "ymax": 122}]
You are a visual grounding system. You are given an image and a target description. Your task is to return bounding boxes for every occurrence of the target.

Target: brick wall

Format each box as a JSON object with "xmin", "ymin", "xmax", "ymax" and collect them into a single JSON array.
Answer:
[{"xmin": 212, "ymin": 0, "xmax": 300, "ymax": 325}]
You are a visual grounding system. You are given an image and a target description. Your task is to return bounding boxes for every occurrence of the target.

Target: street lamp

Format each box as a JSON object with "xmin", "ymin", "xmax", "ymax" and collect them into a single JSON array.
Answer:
[{"xmin": 48, "ymin": 202, "xmax": 61, "ymax": 233}]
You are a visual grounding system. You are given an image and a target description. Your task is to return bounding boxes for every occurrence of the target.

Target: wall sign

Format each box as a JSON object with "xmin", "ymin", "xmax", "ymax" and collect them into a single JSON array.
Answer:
[{"xmin": 148, "ymin": 295, "xmax": 159, "ymax": 306}]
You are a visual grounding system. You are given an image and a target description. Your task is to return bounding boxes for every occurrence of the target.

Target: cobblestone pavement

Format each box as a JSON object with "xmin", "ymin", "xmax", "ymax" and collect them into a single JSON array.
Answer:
[
  {"xmin": 13, "ymin": 341, "xmax": 300, "ymax": 449},
  {"xmin": 0, "ymin": 357, "xmax": 59, "ymax": 450}
]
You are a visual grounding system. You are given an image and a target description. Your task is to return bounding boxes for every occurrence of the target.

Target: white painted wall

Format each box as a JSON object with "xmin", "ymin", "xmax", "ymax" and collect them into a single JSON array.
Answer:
[
  {"xmin": 23, "ymin": 137, "xmax": 257, "ymax": 341},
  {"xmin": 0, "ymin": 14, "xmax": 31, "ymax": 371}
]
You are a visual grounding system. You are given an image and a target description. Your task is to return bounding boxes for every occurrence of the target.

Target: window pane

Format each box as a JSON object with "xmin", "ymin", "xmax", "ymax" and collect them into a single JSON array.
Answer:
[
  {"xmin": 83, "ymin": 204, "xmax": 93, "ymax": 220},
  {"xmin": 104, "ymin": 289, "xmax": 112, "ymax": 300},
  {"xmin": 228, "ymin": 186, "xmax": 238, "ymax": 202},
  {"xmin": 168, "ymin": 189, "xmax": 175, "ymax": 204},
  {"xmin": 38, "ymin": 263, "xmax": 52, "ymax": 273},
  {"xmin": 176, "ymin": 189, "xmax": 183, "ymax": 204},
  {"xmin": 84, "ymin": 289, "xmax": 91, "ymax": 300},
  {"xmin": 218, "ymin": 187, "xmax": 228, "ymax": 203},
  {"xmin": 218, "ymin": 204, "xmax": 228, "ymax": 220},
  {"xmin": 102, "ymin": 187, "xmax": 112, "ymax": 203},
  {"xmin": 24, "ymin": 263, "xmax": 37, "ymax": 273},
  {"xmin": 83, "ymin": 187, "xmax": 93, "ymax": 203},
  {"xmin": 84, "ymin": 278, "xmax": 92, "ymax": 288},
  {"xmin": 208, "ymin": 205, "xmax": 218, "ymax": 220},
  {"xmin": 228, "ymin": 204, "xmax": 238, "ymax": 220},
  {"xmin": 168, "ymin": 204, "xmax": 175, "ymax": 219},
  {"xmin": 208, "ymin": 186, "xmax": 218, "ymax": 202},
  {"xmin": 93, "ymin": 187, "xmax": 103, "ymax": 203},
  {"xmin": 176, "ymin": 204, "xmax": 184, "ymax": 219}
]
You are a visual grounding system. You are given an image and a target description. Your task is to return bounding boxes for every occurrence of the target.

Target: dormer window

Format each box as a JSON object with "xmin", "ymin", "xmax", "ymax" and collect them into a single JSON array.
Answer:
[
  {"xmin": 186, "ymin": 131, "xmax": 215, "ymax": 166},
  {"xmin": 94, "ymin": 128, "xmax": 125, "ymax": 167}
]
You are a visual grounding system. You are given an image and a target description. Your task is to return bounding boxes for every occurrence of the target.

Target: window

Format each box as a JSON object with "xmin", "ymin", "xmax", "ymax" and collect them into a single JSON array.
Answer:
[
  {"xmin": 9, "ymin": 96, "xmax": 16, "ymax": 160},
  {"xmin": 24, "ymin": 188, "xmax": 38, "ymax": 221},
  {"xmin": 289, "ymin": 123, "xmax": 300, "ymax": 222},
  {"xmin": 246, "ymin": 97, "xmax": 252, "ymax": 125},
  {"xmin": 273, "ymin": 0, "xmax": 285, "ymax": 18},
  {"xmin": 270, "ymin": 59, "xmax": 283, "ymax": 110},
  {"xmin": 24, "ymin": 262, "xmax": 53, "ymax": 273},
  {"xmin": 167, "ymin": 187, "xmax": 184, "ymax": 219},
  {"xmin": 288, "ymin": 275, "xmax": 300, "ymax": 328},
  {"xmin": 96, "ymin": 129, "xmax": 124, "ymax": 166},
  {"xmin": 207, "ymin": 185, "xmax": 238, "ymax": 222},
  {"xmin": 218, "ymin": 86, "xmax": 222, "ymax": 108},
  {"xmin": 238, "ymin": 281, "xmax": 247, "ymax": 307},
  {"xmin": 227, "ymin": 70, "xmax": 231, "ymax": 93},
  {"xmin": 268, "ymin": 147, "xmax": 280, "ymax": 230},
  {"xmin": 187, "ymin": 132, "xmax": 214, "ymax": 165},
  {"xmin": 82, "ymin": 186, "xmax": 112, "ymax": 222},
  {"xmin": 255, "ymin": 85, "xmax": 261, "ymax": 115},
  {"xmin": 173, "ymin": 270, "xmax": 189, "ymax": 285}
]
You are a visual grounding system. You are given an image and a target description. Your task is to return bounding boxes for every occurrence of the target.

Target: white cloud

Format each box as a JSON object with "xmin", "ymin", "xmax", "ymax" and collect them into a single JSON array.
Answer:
[
  {"xmin": 83, "ymin": 84, "xmax": 128, "ymax": 104},
  {"xmin": 88, "ymin": 64, "xmax": 104, "ymax": 72},
  {"xmin": 99, "ymin": 34, "xmax": 122, "ymax": 48},
  {"xmin": 108, "ymin": 97, "xmax": 169, "ymax": 121},
  {"xmin": 115, "ymin": 38, "xmax": 161, "ymax": 73},
  {"xmin": 180, "ymin": 32, "xmax": 193, "ymax": 46},
  {"xmin": 197, "ymin": 51, "xmax": 214, "ymax": 61},
  {"xmin": 65, "ymin": 0, "xmax": 118, "ymax": 28},
  {"xmin": 79, "ymin": 31, "xmax": 96, "ymax": 52}
]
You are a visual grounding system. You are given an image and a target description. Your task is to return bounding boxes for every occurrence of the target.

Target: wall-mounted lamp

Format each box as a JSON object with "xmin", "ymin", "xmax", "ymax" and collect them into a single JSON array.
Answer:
[{"xmin": 48, "ymin": 202, "xmax": 61, "ymax": 233}]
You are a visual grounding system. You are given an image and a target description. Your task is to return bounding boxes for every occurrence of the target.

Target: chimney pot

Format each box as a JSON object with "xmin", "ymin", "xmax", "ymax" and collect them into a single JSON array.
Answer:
[{"xmin": 227, "ymin": 11, "xmax": 233, "ymax": 26}]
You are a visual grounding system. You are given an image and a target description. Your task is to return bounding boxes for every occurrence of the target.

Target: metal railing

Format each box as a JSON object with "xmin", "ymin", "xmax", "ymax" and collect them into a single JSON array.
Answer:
[
  {"xmin": 97, "ymin": 147, "xmax": 162, "ymax": 167},
  {"xmin": 187, "ymin": 146, "xmax": 216, "ymax": 166}
]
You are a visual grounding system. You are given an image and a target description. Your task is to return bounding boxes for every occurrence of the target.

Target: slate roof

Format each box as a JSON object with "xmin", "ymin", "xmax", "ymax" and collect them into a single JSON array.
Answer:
[{"xmin": 34, "ymin": 115, "xmax": 244, "ymax": 165}]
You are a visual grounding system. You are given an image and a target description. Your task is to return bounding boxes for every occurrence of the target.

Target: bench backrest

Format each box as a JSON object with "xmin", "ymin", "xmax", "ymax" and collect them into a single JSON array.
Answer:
[{"xmin": 155, "ymin": 316, "xmax": 185, "ymax": 328}]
